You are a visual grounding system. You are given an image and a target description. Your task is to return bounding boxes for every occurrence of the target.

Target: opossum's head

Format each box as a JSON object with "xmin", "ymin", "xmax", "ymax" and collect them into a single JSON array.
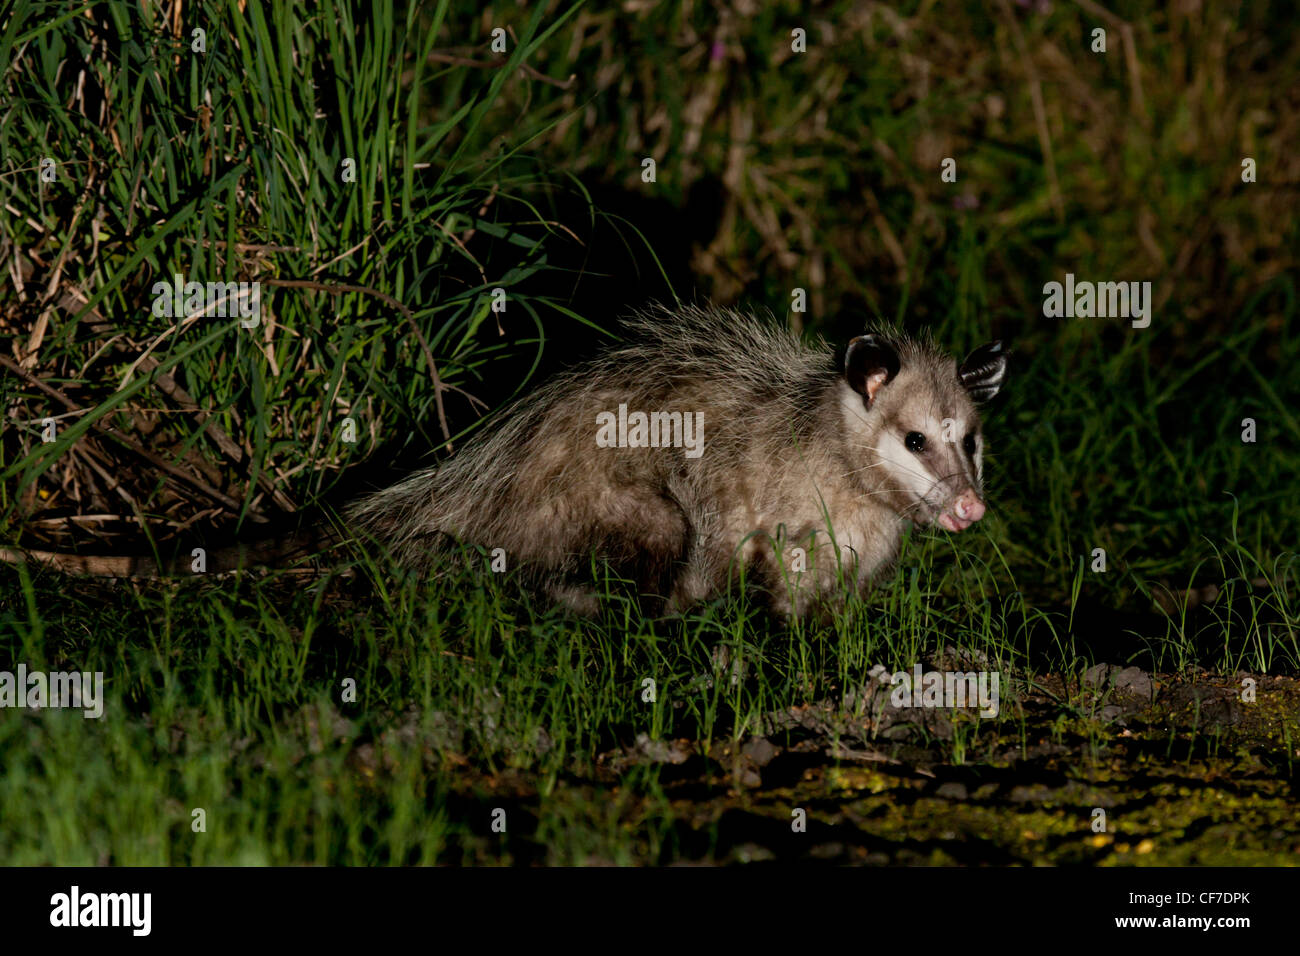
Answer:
[{"xmin": 841, "ymin": 333, "xmax": 1007, "ymax": 531}]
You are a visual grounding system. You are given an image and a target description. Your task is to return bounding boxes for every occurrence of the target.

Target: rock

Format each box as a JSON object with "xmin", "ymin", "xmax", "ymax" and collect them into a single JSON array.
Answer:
[
  {"xmin": 632, "ymin": 733, "xmax": 692, "ymax": 764},
  {"xmin": 1008, "ymin": 784, "xmax": 1055, "ymax": 804},
  {"xmin": 1165, "ymin": 684, "xmax": 1243, "ymax": 729},
  {"xmin": 742, "ymin": 736, "xmax": 779, "ymax": 767},
  {"xmin": 1113, "ymin": 666, "xmax": 1153, "ymax": 701},
  {"xmin": 1083, "ymin": 663, "xmax": 1113, "ymax": 689},
  {"xmin": 935, "ymin": 781, "xmax": 969, "ymax": 800},
  {"xmin": 734, "ymin": 757, "xmax": 763, "ymax": 788},
  {"xmin": 705, "ymin": 738, "xmax": 776, "ymax": 786}
]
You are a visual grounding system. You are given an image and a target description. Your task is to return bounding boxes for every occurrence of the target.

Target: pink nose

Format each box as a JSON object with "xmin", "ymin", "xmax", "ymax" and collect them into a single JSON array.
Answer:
[{"xmin": 954, "ymin": 490, "xmax": 986, "ymax": 523}]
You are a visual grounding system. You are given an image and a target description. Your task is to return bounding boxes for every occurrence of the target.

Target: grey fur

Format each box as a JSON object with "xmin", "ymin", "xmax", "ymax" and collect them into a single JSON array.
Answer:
[{"xmin": 348, "ymin": 303, "xmax": 1005, "ymax": 616}]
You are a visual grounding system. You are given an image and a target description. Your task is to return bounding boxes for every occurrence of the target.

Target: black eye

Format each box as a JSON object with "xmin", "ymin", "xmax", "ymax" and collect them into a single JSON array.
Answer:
[
  {"xmin": 963, "ymin": 433, "xmax": 977, "ymax": 455},
  {"xmin": 905, "ymin": 431, "xmax": 926, "ymax": 453}
]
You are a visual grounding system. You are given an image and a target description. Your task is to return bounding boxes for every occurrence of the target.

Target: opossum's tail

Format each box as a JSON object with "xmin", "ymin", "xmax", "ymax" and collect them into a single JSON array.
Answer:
[
  {"xmin": 0, "ymin": 522, "xmax": 343, "ymax": 578},
  {"xmin": 346, "ymin": 466, "xmax": 451, "ymax": 571},
  {"xmin": 346, "ymin": 384, "xmax": 562, "ymax": 573}
]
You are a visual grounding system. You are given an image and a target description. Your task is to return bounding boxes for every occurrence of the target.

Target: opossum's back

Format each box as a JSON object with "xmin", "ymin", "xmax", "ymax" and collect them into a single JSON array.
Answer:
[
  {"xmin": 348, "ymin": 304, "xmax": 836, "ymax": 560},
  {"xmin": 602, "ymin": 304, "xmax": 834, "ymax": 396}
]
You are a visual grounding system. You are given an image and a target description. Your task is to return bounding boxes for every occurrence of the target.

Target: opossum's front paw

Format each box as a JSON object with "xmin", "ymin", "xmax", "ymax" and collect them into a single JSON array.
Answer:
[
  {"xmin": 684, "ymin": 644, "xmax": 749, "ymax": 695},
  {"xmin": 546, "ymin": 583, "xmax": 602, "ymax": 617}
]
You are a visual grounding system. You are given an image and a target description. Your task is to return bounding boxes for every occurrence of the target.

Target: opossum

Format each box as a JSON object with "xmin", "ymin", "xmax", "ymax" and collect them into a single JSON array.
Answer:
[{"xmin": 349, "ymin": 303, "xmax": 1007, "ymax": 617}]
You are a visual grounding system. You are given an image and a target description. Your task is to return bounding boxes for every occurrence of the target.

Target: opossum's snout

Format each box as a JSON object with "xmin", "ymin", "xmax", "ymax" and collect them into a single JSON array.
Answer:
[{"xmin": 937, "ymin": 489, "xmax": 985, "ymax": 532}]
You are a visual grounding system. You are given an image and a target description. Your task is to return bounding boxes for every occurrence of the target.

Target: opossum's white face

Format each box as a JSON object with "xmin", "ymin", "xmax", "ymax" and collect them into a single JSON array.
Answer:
[{"xmin": 842, "ymin": 335, "xmax": 1006, "ymax": 531}]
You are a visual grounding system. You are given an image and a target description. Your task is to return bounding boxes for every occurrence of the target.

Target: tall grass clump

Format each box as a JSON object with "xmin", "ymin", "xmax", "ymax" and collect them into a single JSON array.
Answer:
[{"xmin": 1, "ymin": 0, "xmax": 591, "ymax": 554}]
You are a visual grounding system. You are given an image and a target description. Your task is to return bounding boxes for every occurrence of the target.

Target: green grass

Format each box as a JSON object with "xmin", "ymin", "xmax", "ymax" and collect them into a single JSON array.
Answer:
[
  {"xmin": 1, "ymin": 0, "xmax": 1298, "ymax": 864},
  {"xmin": 1, "ymin": 503, "xmax": 1294, "ymax": 864}
]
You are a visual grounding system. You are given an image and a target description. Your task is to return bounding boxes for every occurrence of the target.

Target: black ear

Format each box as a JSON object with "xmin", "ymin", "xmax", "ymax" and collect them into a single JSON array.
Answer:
[
  {"xmin": 845, "ymin": 334, "xmax": 900, "ymax": 405},
  {"xmin": 959, "ymin": 340, "xmax": 1007, "ymax": 402}
]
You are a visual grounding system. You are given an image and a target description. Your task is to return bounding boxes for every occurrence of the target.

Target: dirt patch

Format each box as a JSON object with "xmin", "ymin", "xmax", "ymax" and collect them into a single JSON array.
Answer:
[{"xmin": 327, "ymin": 669, "xmax": 1300, "ymax": 864}]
